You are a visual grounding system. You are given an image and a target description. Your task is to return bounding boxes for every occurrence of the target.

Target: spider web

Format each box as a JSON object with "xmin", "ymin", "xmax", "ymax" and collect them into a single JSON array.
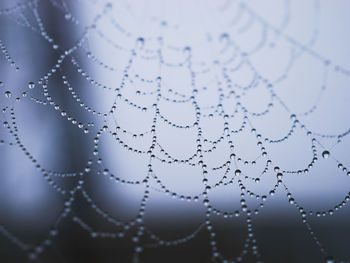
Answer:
[{"xmin": 0, "ymin": 0, "xmax": 350, "ymax": 262}]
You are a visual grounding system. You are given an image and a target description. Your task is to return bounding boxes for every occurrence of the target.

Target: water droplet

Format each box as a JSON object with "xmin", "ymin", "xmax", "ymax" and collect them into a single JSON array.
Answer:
[
  {"xmin": 235, "ymin": 169, "xmax": 241, "ymax": 176},
  {"xmin": 325, "ymin": 256, "xmax": 334, "ymax": 263},
  {"xmin": 28, "ymin": 82, "xmax": 35, "ymax": 89},
  {"xmin": 219, "ymin": 33, "xmax": 229, "ymax": 42},
  {"xmin": 4, "ymin": 90, "xmax": 11, "ymax": 98},
  {"xmin": 276, "ymin": 173, "xmax": 283, "ymax": 180},
  {"xmin": 49, "ymin": 229, "xmax": 58, "ymax": 236},
  {"xmin": 136, "ymin": 37, "xmax": 144, "ymax": 49},
  {"xmin": 183, "ymin": 46, "xmax": 191, "ymax": 56},
  {"xmin": 28, "ymin": 252, "xmax": 37, "ymax": 260},
  {"xmin": 53, "ymin": 44, "xmax": 59, "ymax": 50},
  {"xmin": 65, "ymin": 13, "xmax": 72, "ymax": 20},
  {"xmin": 105, "ymin": 2, "xmax": 113, "ymax": 9},
  {"xmin": 322, "ymin": 150, "xmax": 330, "ymax": 159},
  {"xmin": 0, "ymin": 81, "xmax": 3, "ymax": 87}
]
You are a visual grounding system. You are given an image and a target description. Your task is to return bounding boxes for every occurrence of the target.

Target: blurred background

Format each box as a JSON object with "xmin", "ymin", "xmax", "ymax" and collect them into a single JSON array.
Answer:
[{"xmin": 0, "ymin": 0, "xmax": 350, "ymax": 262}]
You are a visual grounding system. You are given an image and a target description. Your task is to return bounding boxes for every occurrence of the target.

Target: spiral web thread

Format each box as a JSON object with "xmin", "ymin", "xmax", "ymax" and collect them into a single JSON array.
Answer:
[{"xmin": 0, "ymin": 0, "xmax": 350, "ymax": 262}]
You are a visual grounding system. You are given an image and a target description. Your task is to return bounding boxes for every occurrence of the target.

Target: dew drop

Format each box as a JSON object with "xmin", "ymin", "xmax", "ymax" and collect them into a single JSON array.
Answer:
[
  {"xmin": 65, "ymin": 13, "xmax": 72, "ymax": 20},
  {"xmin": 322, "ymin": 150, "xmax": 330, "ymax": 159},
  {"xmin": 4, "ymin": 90, "xmax": 11, "ymax": 98},
  {"xmin": 28, "ymin": 82, "xmax": 35, "ymax": 89},
  {"xmin": 183, "ymin": 46, "xmax": 191, "ymax": 55},
  {"xmin": 136, "ymin": 37, "xmax": 145, "ymax": 49},
  {"xmin": 325, "ymin": 256, "xmax": 334, "ymax": 263},
  {"xmin": 105, "ymin": 2, "xmax": 113, "ymax": 10},
  {"xmin": 49, "ymin": 229, "xmax": 58, "ymax": 236},
  {"xmin": 28, "ymin": 252, "xmax": 37, "ymax": 261},
  {"xmin": 235, "ymin": 169, "xmax": 241, "ymax": 176},
  {"xmin": 219, "ymin": 33, "xmax": 229, "ymax": 42},
  {"xmin": 203, "ymin": 199, "xmax": 209, "ymax": 206}
]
